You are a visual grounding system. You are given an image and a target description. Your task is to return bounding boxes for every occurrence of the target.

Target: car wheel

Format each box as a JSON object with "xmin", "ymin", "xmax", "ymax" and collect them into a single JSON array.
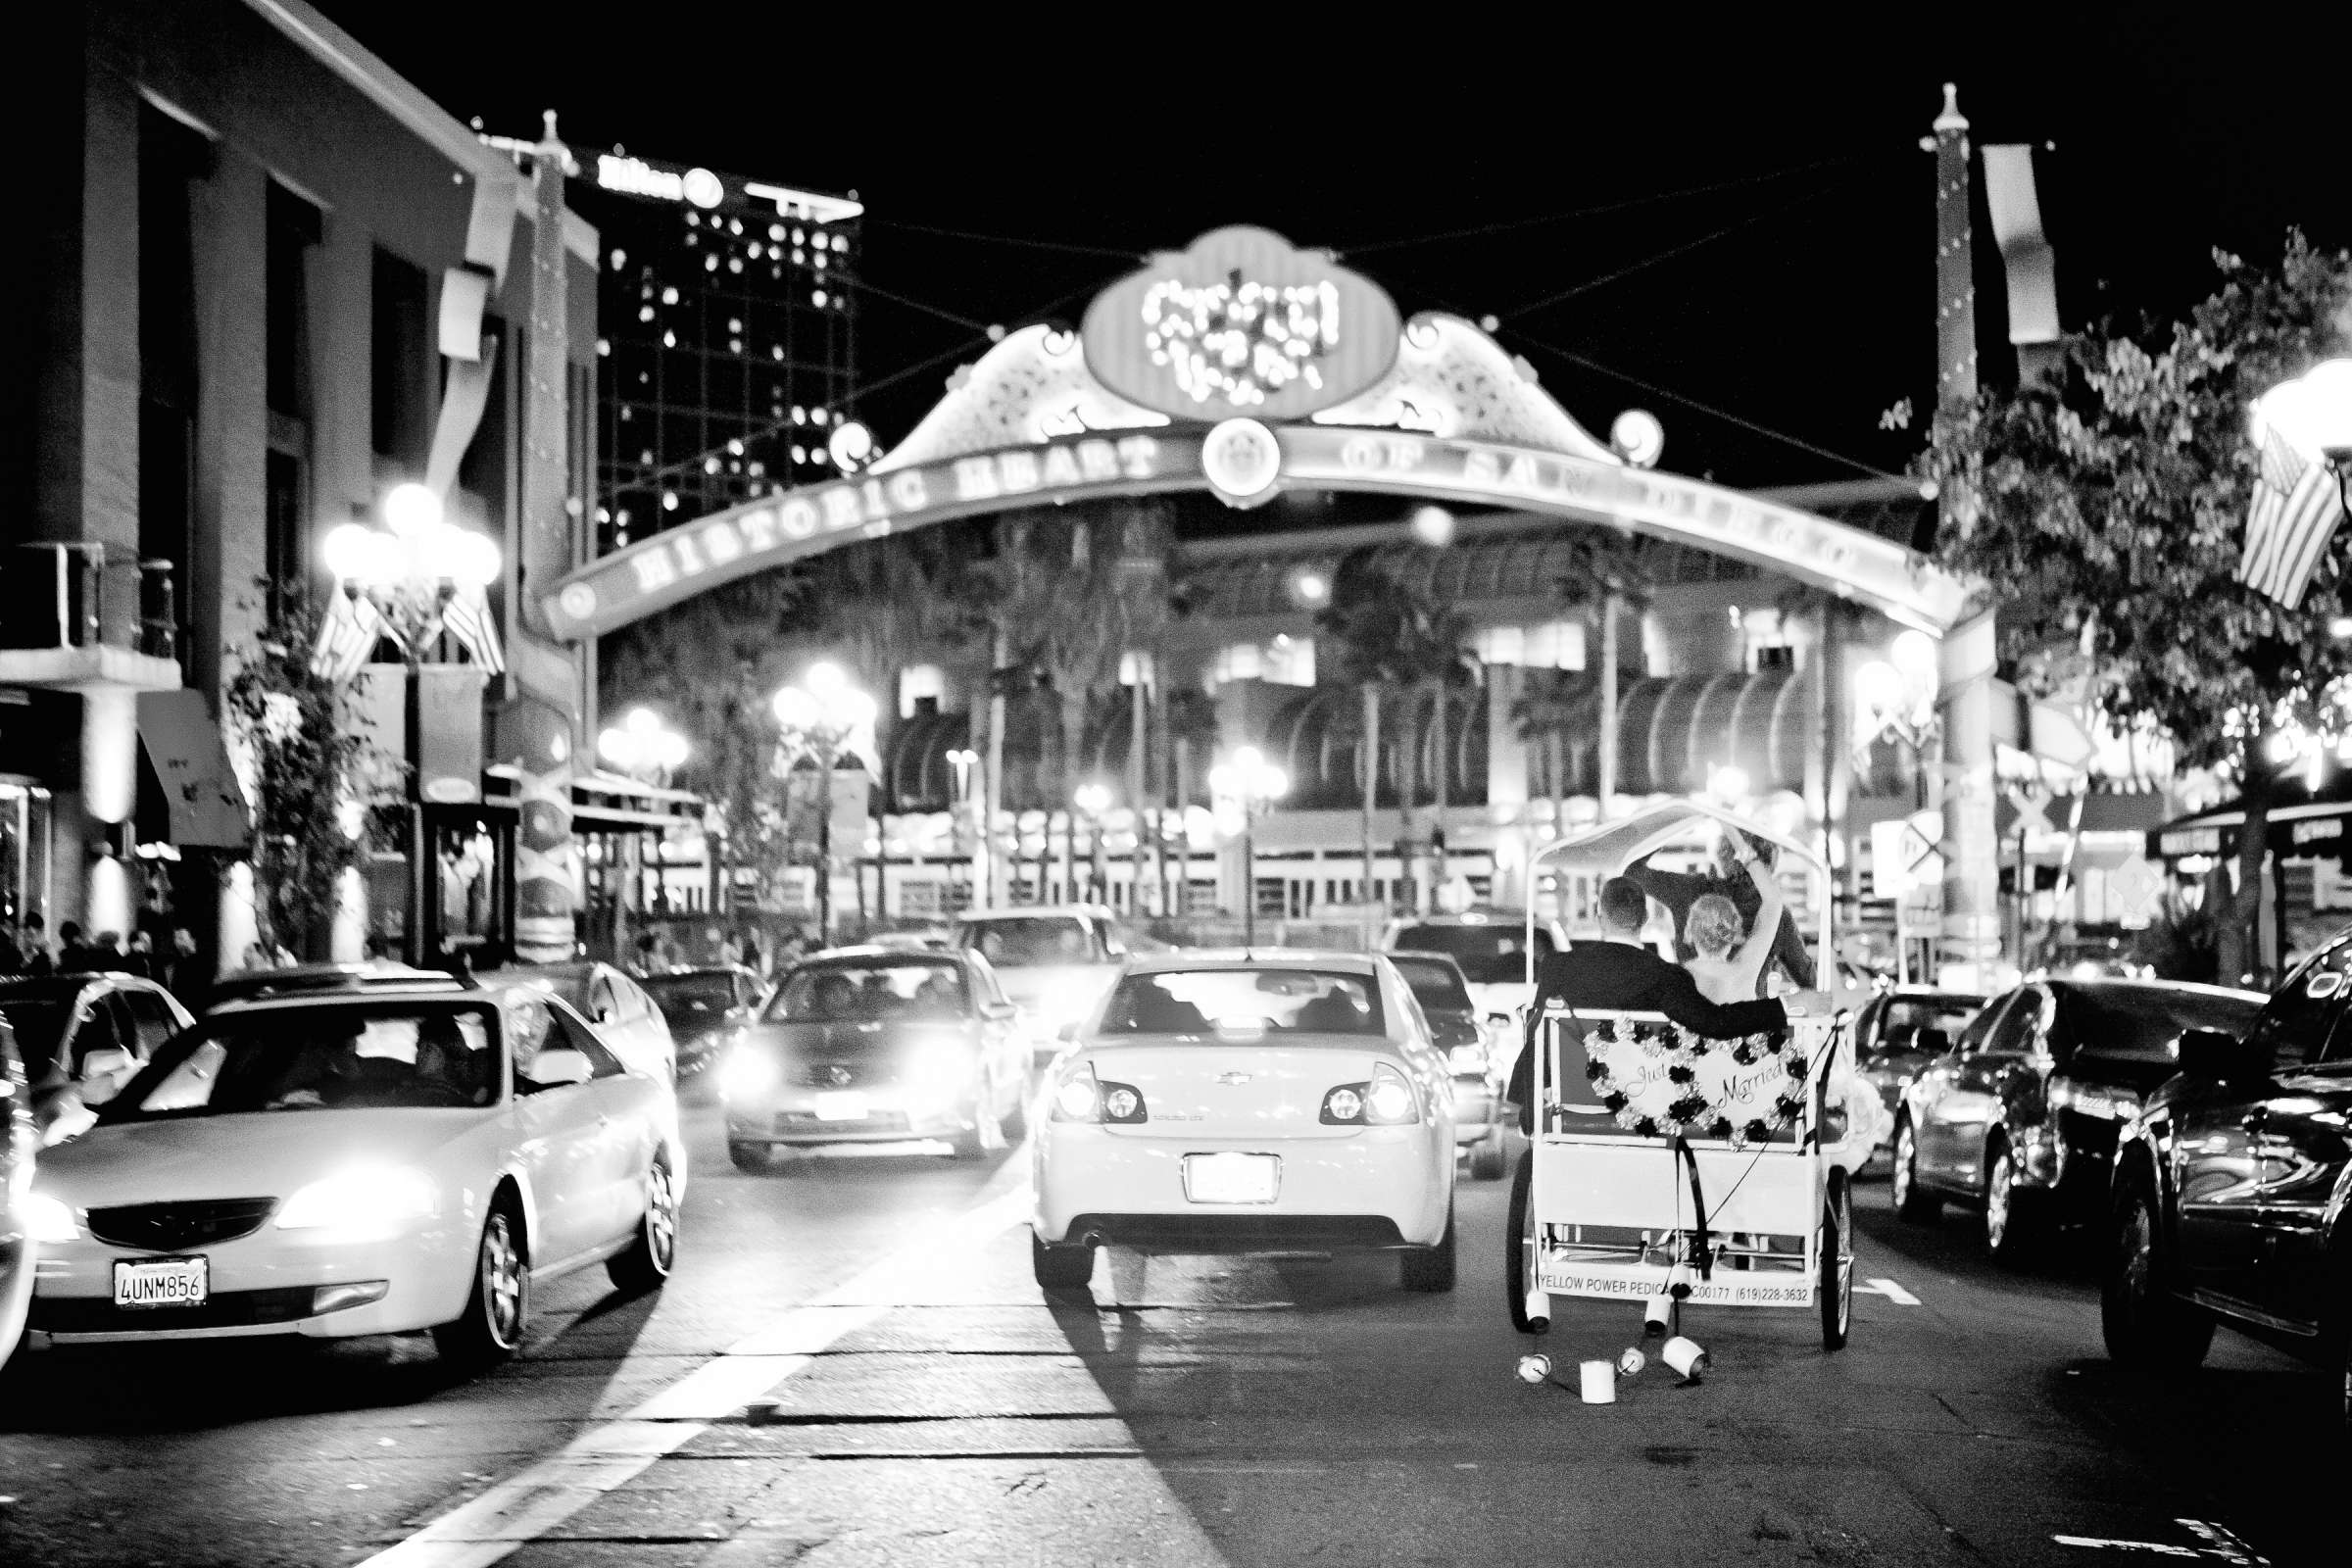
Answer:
[
  {"xmin": 434, "ymin": 1203, "xmax": 528, "ymax": 1370},
  {"xmin": 2101, "ymin": 1179, "xmax": 2213, "ymax": 1373},
  {"xmin": 1892, "ymin": 1119, "xmax": 1939, "ymax": 1223},
  {"xmin": 607, "ymin": 1160, "xmax": 680, "ymax": 1297},
  {"xmin": 1401, "ymin": 1200, "xmax": 1457, "ymax": 1293},
  {"xmin": 727, "ymin": 1141, "xmax": 772, "ymax": 1173},
  {"xmin": 1469, "ymin": 1127, "xmax": 1509, "ymax": 1182},
  {"xmin": 1820, "ymin": 1167, "xmax": 1853, "ymax": 1351},
  {"xmin": 1505, "ymin": 1149, "xmax": 1548, "ymax": 1335},
  {"xmin": 1983, "ymin": 1140, "xmax": 2040, "ymax": 1266},
  {"xmin": 1031, "ymin": 1229, "xmax": 1095, "ymax": 1291}
]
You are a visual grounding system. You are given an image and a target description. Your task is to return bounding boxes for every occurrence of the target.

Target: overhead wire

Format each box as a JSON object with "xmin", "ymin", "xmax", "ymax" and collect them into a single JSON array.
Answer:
[{"xmin": 863, "ymin": 216, "xmax": 1147, "ymax": 261}]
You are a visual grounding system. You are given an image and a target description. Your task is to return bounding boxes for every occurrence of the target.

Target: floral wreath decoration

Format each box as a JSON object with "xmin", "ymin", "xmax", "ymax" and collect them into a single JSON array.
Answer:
[{"xmin": 1581, "ymin": 1015, "xmax": 1811, "ymax": 1149}]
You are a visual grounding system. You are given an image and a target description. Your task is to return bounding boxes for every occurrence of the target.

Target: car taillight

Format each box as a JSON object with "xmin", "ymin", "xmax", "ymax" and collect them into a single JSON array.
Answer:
[
  {"xmin": 1446, "ymin": 1043, "xmax": 1488, "ymax": 1075},
  {"xmin": 1321, "ymin": 1062, "xmax": 1419, "ymax": 1125},
  {"xmin": 1051, "ymin": 1063, "xmax": 1148, "ymax": 1124}
]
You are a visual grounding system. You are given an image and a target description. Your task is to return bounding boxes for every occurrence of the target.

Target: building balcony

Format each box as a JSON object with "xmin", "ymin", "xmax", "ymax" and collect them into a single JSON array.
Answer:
[{"xmin": 0, "ymin": 544, "xmax": 184, "ymax": 692}]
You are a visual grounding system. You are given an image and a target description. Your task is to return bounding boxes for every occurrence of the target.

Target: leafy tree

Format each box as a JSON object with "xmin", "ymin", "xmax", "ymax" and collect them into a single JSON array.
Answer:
[
  {"xmin": 222, "ymin": 587, "xmax": 391, "ymax": 959},
  {"xmin": 1316, "ymin": 558, "xmax": 1469, "ymax": 908},
  {"xmin": 1919, "ymin": 232, "xmax": 2352, "ymax": 980}
]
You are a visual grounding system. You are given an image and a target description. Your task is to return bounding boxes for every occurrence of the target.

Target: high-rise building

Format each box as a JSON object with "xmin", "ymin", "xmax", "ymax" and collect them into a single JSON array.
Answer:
[{"xmin": 491, "ymin": 143, "xmax": 861, "ymax": 551}]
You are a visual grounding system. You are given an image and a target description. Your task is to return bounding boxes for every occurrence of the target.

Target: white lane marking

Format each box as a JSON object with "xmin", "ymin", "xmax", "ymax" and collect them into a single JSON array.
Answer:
[
  {"xmin": 2178, "ymin": 1519, "xmax": 2267, "ymax": 1567},
  {"xmin": 1856, "ymin": 1276, "xmax": 1920, "ymax": 1304},
  {"xmin": 361, "ymin": 1183, "xmax": 1033, "ymax": 1568},
  {"xmin": 2054, "ymin": 1541, "xmax": 2203, "ymax": 1559}
]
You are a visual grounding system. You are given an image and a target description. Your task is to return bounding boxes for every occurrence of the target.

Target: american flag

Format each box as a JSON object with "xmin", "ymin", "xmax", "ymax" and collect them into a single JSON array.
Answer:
[
  {"xmin": 2236, "ymin": 427, "xmax": 2349, "ymax": 609},
  {"xmin": 310, "ymin": 592, "xmax": 391, "ymax": 684},
  {"xmin": 438, "ymin": 585, "xmax": 507, "ymax": 674}
]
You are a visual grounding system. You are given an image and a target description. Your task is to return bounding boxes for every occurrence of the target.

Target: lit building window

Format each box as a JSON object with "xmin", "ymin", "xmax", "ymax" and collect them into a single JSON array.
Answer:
[
  {"xmin": 1524, "ymin": 619, "xmax": 1587, "ymax": 670},
  {"xmin": 900, "ymin": 664, "xmax": 945, "ymax": 716},
  {"xmin": 1474, "ymin": 626, "xmax": 1526, "ymax": 665},
  {"xmin": 1209, "ymin": 639, "xmax": 1315, "ymax": 688}
]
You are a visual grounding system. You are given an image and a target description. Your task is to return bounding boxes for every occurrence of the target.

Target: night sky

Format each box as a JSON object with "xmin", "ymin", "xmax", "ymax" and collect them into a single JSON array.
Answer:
[{"xmin": 318, "ymin": 2, "xmax": 2346, "ymax": 493}]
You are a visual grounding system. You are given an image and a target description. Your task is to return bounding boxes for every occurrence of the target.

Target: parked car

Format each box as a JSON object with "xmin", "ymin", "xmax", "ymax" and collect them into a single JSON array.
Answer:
[
  {"xmin": 638, "ymin": 965, "xmax": 764, "ymax": 1077},
  {"xmin": 949, "ymin": 906, "xmax": 1134, "ymax": 1068},
  {"xmin": 18, "ymin": 984, "xmax": 683, "ymax": 1366},
  {"xmin": 1, "ymin": 1008, "xmax": 34, "ymax": 1371},
  {"xmin": 2104, "ymin": 936, "xmax": 2352, "ymax": 1424},
  {"xmin": 1031, "ymin": 950, "xmax": 1457, "ymax": 1293},
  {"xmin": 1381, "ymin": 909, "xmax": 1569, "ymax": 1030},
  {"xmin": 1386, "ymin": 951, "xmax": 1509, "ymax": 1180},
  {"xmin": 479, "ymin": 961, "xmax": 675, "ymax": 1080},
  {"xmin": 718, "ymin": 947, "xmax": 1029, "ymax": 1169},
  {"xmin": 0, "ymin": 973, "xmax": 194, "ymax": 1146},
  {"xmin": 1892, "ymin": 977, "xmax": 2265, "ymax": 1261},
  {"xmin": 203, "ymin": 960, "xmax": 458, "ymax": 1010},
  {"xmin": 1849, "ymin": 987, "xmax": 1985, "ymax": 1164}
]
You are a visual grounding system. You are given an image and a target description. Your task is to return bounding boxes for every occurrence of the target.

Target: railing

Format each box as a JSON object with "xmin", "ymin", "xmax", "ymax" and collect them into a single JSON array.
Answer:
[{"xmin": 2, "ymin": 544, "xmax": 177, "ymax": 661}]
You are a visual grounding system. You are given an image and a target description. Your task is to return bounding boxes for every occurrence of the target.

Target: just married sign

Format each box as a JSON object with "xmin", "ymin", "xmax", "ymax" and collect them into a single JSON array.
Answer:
[{"xmin": 1548, "ymin": 1012, "xmax": 1814, "ymax": 1149}]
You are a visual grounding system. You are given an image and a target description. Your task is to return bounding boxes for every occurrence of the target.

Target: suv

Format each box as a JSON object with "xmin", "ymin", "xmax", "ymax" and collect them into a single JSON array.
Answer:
[
  {"xmin": 1893, "ymin": 978, "xmax": 2262, "ymax": 1262},
  {"xmin": 949, "ymin": 906, "xmax": 1134, "ymax": 1067},
  {"xmin": 1380, "ymin": 910, "xmax": 1568, "ymax": 1028},
  {"xmin": 2106, "ymin": 935, "xmax": 2352, "ymax": 1427}
]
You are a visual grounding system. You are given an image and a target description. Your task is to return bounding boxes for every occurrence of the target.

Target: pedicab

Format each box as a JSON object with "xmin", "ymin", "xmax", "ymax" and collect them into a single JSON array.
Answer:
[{"xmin": 1507, "ymin": 800, "xmax": 1859, "ymax": 1354}]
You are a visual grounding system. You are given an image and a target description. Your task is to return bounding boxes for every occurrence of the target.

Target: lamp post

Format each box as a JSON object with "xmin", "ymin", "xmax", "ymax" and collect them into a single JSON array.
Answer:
[
  {"xmin": 947, "ymin": 746, "xmax": 980, "ymax": 909},
  {"xmin": 1851, "ymin": 630, "xmax": 1943, "ymax": 985},
  {"xmin": 1073, "ymin": 781, "xmax": 1112, "ymax": 904},
  {"xmin": 599, "ymin": 708, "xmax": 690, "ymax": 949},
  {"xmin": 772, "ymin": 662, "xmax": 876, "ymax": 947},
  {"xmin": 2255, "ymin": 358, "xmax": 2352, "ymax": 515},
  {"xmin": 322, "ymin": 482, "xmax": 501, "ymax": 966},
  {"xmin": 1208, "ymin": 746, "xmax": 1289, "ymax": 949}
]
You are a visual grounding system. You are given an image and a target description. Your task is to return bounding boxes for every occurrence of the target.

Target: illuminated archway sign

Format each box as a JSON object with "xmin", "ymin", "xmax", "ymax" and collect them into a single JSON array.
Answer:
[{"xmin": 542, "ymin": 225, "xmax": 1968, "ymax": 641}]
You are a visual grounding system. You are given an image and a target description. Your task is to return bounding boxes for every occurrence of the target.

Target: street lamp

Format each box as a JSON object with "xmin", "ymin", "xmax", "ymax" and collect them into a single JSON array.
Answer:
[
  {"xmin": 771, "ymin": 662, "xmax": 876, "ymax": 946},
  {"xmin": 2254, "ymin": 358, "xmax": 2352, "ymax": 514},
  {"xmin": 321, "ymin": 482, "xmax": 501, "ymax": 965},
  {"xmin": 1073, "ymin": 781, "xmax": 1113, "ymax": 904},
  {"xmin": 1852, "ymin": 629, "xmax": 1940, "ymax": 761},
  {"xmin": 1207, "ymin": 746, "xmax": 1289, "ymax": 948},
  {"xmin": 946, "ymin": 747, "xmax": 981, "ymax": 906},
  {"xmin": 599, "ymin": 708, "xmax": 690, "ymax": 949}
]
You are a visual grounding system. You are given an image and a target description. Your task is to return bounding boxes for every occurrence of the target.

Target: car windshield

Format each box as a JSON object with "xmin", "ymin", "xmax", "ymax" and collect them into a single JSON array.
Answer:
[
  {"xmin": 0, "ymin": 998, "xmax": 70, "ymax": 1069},
  {"xmin": 1389, "ymin": 924, "xmax": 1536, "ymax": 986},
  {"xmin": 1868, "ymin": 997, "xmax": 1982, "ymax": 1057},
  {"xmin": 642, "ymin": 973, "xmax": 738, "ymax": 1016},
  {"xmin": 101, "ymin": 1003, "xmax": 500, "ymax": 1119},
  {"xmin": 765, "ymin": 961, "xmax": 965, "ymax": 1022},
  {"xmin": 486, "ymin": 968, "xmax": 592, "ymax": 1010},
  {"xmin": 956, "ymin": 917, "xmax": 1098, "ymax": 968},
  {"xmin": 1098, "ymin": 969, "xmax": 1386, "ymax": 1038},
  {"xmin": 2059, "ymin": 988, "xmax": 2263, "ymax": 1061},
  {"xmin": 1387, "ymin": 956, "xmax": 1473, "ymax": 1013}
]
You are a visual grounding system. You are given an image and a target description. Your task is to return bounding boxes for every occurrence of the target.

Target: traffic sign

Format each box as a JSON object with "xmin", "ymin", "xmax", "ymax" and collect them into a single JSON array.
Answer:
[{"xmin": 2109, "ymin": 856, "xmax": 2166, "ymax": 924}]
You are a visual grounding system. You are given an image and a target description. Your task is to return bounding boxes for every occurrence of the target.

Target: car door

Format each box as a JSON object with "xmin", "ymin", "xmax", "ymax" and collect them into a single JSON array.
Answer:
[
  {"xmin": 1940, "ymin": 985, "xmax": 2047, "ymax": 1191},
  {"xmin": 1911, "ymin": 990, "xmax": 2017, "ymax": 1190},
  {"xmin": 971, "ymin": 958, "xmax": 1024, "ymax": 1103},
  {"xmin": 546, "ymin": 999, "xmax": 659, "ymax": 1246},
  {"xmin": 505, "ymin": 995, "xmax": 612, "ymax": 1266},
  {"xmin": 2171, "ymin": 955, "xmax": 2343, "ymax": 1303}
]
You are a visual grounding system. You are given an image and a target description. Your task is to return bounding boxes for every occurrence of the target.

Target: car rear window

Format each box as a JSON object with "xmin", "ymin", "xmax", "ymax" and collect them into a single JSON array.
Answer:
[
  {"xmin": 765, "ymin": 961, "xmax": 966, "ymax": 1022},
  {"xmin": 1098, "ymin": 969, "xmax": 1385, "ymax": 1038},
  {"xmin": 954, "ymin": 917, "xmax": 1099, "ymax": 968},
  {"xmin": 2059, "ymin": 988, "xmax": 2262, "ymax": 1061},
  {"xmin": 1389, "ymin": 924, "xmax": 1539, "ymax": 985},
  {"xmin": 642, "ymin": 972, "xmax": 737, "ymax": 1015},
  {"xmin": 1388, "ymin": 956, "xmax": 1473, "ymax": 1012}
]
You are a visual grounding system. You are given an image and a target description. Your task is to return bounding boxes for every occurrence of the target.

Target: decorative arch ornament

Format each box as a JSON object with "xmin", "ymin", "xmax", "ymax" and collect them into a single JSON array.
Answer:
[{"xmin": 543, "ymin": 227, "xmax": 1967, "ymax": 642}]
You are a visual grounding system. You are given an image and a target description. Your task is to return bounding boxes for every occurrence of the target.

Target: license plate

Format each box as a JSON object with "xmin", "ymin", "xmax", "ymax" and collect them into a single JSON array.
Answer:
[
  {"xmin": 113, "ymin": 1256, "xmax": 209, "ymax": 1309},
  {"xmin": 813, "ymin": 1092, "xmax": 870, "ymax": 1122},
  {"xmin": 1183, "ymin": 1152, "xmax": 1280, "ymax": 1204}
]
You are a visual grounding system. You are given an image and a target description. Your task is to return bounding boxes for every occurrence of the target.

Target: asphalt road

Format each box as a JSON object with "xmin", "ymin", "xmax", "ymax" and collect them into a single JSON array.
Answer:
[{"xmin": 0, "ymin": 1093, "xmax": 2336, "ymax": 1568}]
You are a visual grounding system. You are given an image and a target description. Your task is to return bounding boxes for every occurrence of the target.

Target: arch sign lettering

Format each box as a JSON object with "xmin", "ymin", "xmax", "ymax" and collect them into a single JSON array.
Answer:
[{"xmin": 543, "ymin": 225, "xmax": 1969, "ymax": 643}]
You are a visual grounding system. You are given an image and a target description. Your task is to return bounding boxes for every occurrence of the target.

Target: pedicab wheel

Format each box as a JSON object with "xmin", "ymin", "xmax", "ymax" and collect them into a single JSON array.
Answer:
[
  {"xmin": 1820, "ymin": 1166, "xmax": 1853, "ymax": 1351},
  {"xmin": 1505, "ymin": 1148, "xmax": 1548, "ymax": 1335}
]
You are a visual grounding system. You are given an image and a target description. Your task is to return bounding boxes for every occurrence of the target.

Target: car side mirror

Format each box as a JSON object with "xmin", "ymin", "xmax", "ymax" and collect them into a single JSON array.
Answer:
[
  {"xmin": 527, "ymin": 1048, "xmax": 594, "ymax": 1088},
  {"xmin": 2177, "ymin": 1028, "xmax": 2264, "ymax": 1084},
  {"xmin": 595, "ymin": 1004, "xmax": 617, "ymax": 1024},
  {"xmin": 1055, "ymin": 1020, "xmax": 1080, "ymax": 1042}
]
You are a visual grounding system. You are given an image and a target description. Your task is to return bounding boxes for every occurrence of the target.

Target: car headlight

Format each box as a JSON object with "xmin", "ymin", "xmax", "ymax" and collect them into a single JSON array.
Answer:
[
  {"xmin": 23, "ymin": 1192, "xmax": 79, "ymax": 1245},
  {"xmin": 275, "ymin": 1166, "xmax": 439, "ymax": 1240},
  {"xmin": 718, "ymin": 1049, "xmax": 781, "ymax": 1102}
]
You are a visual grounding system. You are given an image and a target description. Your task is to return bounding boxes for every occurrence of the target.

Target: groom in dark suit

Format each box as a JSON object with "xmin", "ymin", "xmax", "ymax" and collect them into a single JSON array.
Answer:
[{"xmin": 1506, "ymin": 876, "xmax": 1817, "ymax": 1131}]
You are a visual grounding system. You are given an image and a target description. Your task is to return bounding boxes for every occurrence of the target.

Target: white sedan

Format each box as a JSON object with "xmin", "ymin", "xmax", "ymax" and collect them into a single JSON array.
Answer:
[
  {"xmin": 1031, "ymin": 951, "xmax": 1457, "ymax": 1293},
  {"xmin": 20, "ymin": 982, "xmax": 683, "ymax": 1369}
]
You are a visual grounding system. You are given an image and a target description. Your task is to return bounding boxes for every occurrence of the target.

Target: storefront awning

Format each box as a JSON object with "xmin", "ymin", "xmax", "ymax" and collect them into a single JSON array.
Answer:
[
  {"xmin": 2148, "ymin": 776, "xmax": 2352, "ymax": 862},
  {"xmin": 135, "ymin": 690, "xmax": 248, "ymax": 848}
]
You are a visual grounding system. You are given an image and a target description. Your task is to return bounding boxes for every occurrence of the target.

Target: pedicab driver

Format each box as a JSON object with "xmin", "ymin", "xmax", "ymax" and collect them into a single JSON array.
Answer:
[{"xmin": 1505, "ymin": 876, "xmax": 1828, "ymax": 1134}]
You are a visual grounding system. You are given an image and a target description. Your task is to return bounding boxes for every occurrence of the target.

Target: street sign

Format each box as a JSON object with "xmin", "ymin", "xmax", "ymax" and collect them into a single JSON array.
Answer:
[{"xmin": 2109, "ymin": 856, "xmax": 2166, "ymax": 924}]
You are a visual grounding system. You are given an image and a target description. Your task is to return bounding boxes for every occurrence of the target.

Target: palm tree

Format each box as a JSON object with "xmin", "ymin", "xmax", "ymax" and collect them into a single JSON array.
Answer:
[{"xmin": 1315, "ymin": 558, "xmax": 1467, "ymax": 911}]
